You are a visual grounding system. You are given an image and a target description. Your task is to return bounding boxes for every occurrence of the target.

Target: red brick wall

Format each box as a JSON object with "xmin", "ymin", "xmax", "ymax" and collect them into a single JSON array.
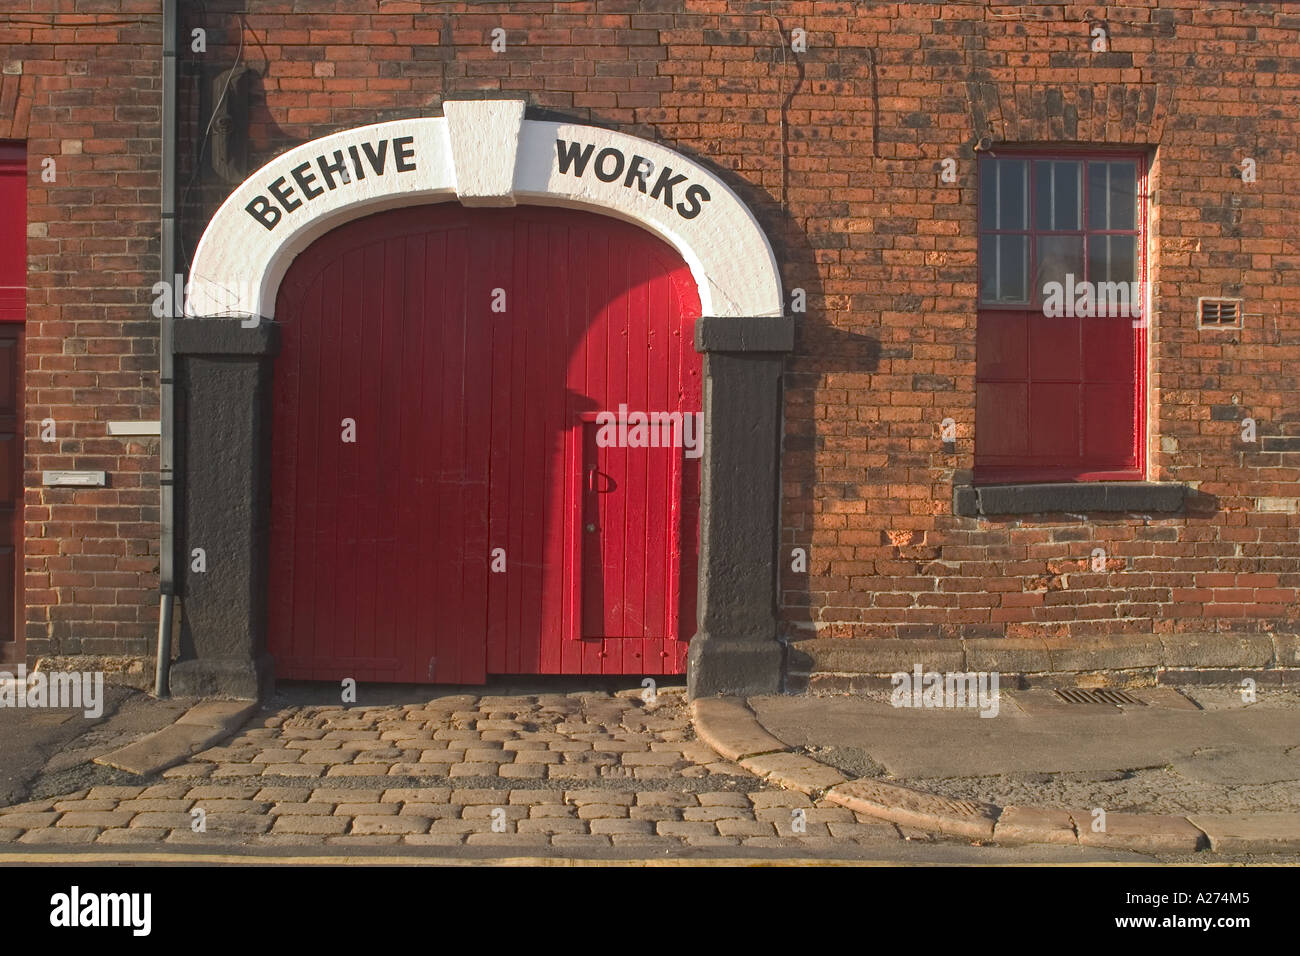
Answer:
[
  {"xmin": 5, "ymin": 1, "xmax": 1300, "ymax": 663},
  {"xmin": 1, "ymin": 3, "xmax": 161, "ymax": 661},
  {"xmin": 773, "ymin": 1, "xmax": 1300, "ymax": 643}
]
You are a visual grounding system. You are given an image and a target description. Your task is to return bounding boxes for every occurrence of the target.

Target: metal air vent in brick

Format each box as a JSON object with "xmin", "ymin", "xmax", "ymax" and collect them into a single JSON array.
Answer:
[
  {"xmin": 1197, "ymin": 297, "xmax": 1242, "ymax": 329},
  {"xmin": 1053, "ymin": 688, "xmax": 1144, "ymax": 706}
]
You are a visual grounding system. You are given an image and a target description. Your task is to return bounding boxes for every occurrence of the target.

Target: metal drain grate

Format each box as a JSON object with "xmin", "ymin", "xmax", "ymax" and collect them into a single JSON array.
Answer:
[{"xmin": 1053, "ymin": 688, "xmax": 1144, "ymax": 706}]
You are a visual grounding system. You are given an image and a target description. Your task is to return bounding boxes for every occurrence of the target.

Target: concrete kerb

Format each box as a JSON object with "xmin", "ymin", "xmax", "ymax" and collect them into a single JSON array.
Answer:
[
  {"xmin": 688, "ymin": 698, "xmax": 785, "ymax": 763},
  {"xmin": 689, "ymin": 696, "xmax": 1300, "ymax": 854},
  {"xmin": 93, "ymin": 699, "xmax": 260, "ymax": 777}
]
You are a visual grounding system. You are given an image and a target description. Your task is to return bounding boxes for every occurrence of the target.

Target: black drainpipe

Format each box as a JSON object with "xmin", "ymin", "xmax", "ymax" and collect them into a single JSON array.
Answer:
[{"xmin": 154, "ymin": 0, "xmax": 179, "ymax": 696}]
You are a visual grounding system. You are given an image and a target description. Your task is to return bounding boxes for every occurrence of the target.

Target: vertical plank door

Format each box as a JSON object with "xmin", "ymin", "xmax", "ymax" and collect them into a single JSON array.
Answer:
[{"xmin": 268, "ymin": 203, "xmax": 700, "ymax": 682}]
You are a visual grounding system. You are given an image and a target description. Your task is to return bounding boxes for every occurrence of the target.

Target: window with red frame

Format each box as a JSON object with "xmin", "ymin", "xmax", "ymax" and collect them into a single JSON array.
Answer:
[{"xmin": 976, "ymin": 151, "xmax": 1146, "ymax": 483}]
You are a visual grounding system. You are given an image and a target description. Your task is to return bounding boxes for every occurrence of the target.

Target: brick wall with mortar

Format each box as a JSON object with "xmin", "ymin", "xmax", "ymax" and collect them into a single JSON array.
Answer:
[
  {"xmin": 176, "ymin": 0, "xmax": 1300, "ymax": 648},
  {"xmin": 1, "ymin": 3, "xmax": 162, "ymax": 663},
  {"xmin": 3, "ymin": 0, "xmax": 1298, "ymax": 666}
]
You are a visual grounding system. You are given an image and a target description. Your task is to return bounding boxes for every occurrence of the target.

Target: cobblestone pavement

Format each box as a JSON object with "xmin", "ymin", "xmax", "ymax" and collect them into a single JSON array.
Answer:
[{"xmin": 0, "ymin": 688, "xmax": 938, "ymax": 854}]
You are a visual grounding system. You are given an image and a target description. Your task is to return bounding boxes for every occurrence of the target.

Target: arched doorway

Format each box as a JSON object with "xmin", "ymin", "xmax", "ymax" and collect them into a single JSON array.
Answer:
[
  {"xmin": 267, "ymin": 204, "xmax": 702, "ymax": 683},
  {"xmin": 173, "ymin": 104, "xmax": 790, "ymax": 700}
]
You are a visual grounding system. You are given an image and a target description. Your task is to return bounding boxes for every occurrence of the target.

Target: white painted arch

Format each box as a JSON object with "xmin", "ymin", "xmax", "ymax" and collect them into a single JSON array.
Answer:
[{"xmin": 188, "ymin": 100, "xmax": 783, "ymax": 320}]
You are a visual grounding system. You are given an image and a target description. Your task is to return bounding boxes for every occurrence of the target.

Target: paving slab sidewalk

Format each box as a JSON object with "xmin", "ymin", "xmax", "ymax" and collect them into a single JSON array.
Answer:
[{"xmin": 691, "ymin": 689, "xmax": 1300, "ymax": 855}]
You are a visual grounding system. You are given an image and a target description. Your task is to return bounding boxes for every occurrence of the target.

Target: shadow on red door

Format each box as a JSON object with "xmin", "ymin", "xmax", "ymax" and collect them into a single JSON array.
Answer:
[{"xmin": 268, "ymin": 204, "xmax": 702, "ymax": 683}]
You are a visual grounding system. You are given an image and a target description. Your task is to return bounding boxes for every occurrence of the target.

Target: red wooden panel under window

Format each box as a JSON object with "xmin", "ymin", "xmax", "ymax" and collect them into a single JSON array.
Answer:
[
  {"xmin": 0, "ymin": 144, "xmax": 25, "ymax": 322},
  {"xmin": 268, "ymin": 204, "xmax": 700, "ymax": 683},
  {"xmin": 975, "ymin": 381, "xmax": 1028, "ymax": 460},
  {"xmin": 976, "ymin": 308, "xmax": 1141, "ymax": 481},
  {"xmin": 975, "ymin": 312, "xmax": 1026, "ymax": 381},
  {"xmin": 1029, "ymin": 382, "xmax": 1081, "ymax": 458},
  {"xmin": 1029, "ymin": 315, "xmax": 1082, "ymax": 381}
]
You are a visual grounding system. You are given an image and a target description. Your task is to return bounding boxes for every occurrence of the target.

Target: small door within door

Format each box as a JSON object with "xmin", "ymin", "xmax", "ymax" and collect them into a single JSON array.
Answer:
[{"xmin": 569, "ymin": 415, "xmax": 693, "ymax": 674}]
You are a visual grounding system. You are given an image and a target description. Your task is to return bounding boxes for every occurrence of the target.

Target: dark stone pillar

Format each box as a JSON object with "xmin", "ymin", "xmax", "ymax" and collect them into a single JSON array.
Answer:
[
  {"xmin": 687, "ymin": 315, "xmax": 793, "ymax": 699},
  {"xmin": 169, "ymin": 318, "xmax": 279, "ymax": 699}
]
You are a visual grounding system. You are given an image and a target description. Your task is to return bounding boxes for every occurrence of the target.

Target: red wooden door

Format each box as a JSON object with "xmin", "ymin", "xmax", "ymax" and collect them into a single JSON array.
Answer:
[
  {"xmin": 0, "ymin": 330, "xmax": 22, "ymax": 664},
  {"xmin": 268, "ymin": 204, "xmax": 701, "ymax": 683},
  {"xmin": 0, "ymin": 144, "xmax": 25, "ymax": 664}
]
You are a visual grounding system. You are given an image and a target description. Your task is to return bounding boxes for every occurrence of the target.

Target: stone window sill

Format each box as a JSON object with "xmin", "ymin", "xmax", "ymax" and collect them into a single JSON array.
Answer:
[{"xmin": 953, "ymin": 481, "xmax": 1188, "ymax": 517}]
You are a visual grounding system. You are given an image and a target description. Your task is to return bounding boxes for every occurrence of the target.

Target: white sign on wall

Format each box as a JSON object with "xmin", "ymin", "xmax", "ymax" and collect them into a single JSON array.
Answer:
[{"xmin": 188, "ymin": 100, "xmax": 782, "ymax": 321}]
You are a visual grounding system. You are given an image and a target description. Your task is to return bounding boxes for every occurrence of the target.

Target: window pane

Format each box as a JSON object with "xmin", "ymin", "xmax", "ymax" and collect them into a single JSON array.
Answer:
[
  {"xmin": 980, "ymin": 234, "xmax": 1028, "ymax": 304},
  {"xmin": 1088, "ymin": 161, "xmax": 1137, "ymax": 230},
  {"xmin": 1034, "ymin": 160, "xmax": 1081, "ymax": 231},
  {"xmin": 1088, "ymin": 234, "xmax": 1137, "ymax": 284},
  {"xmin": 1087, "ymin": 235, "xmax": 1139, "ymax": 318},
  {"xmin": 1000, "ymin": 160, "xmax": 1028, "ymax": 230},
  {"xmin": 980, "ymin": 159, "xmax": 1028, "ymax": 230},
  {"xmin": 1035, "ymin": 235, "xmax": 1084, "ymax": 303}
]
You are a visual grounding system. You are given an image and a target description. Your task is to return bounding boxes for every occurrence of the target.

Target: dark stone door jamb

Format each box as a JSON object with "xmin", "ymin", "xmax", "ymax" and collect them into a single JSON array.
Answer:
[
  {"xmin": 170, "ymin": 317, "xmax": 278, "ymax": 700},
  {"xmin": 687, "ymin": 315, "xmax": 794, "ymax": 699}
]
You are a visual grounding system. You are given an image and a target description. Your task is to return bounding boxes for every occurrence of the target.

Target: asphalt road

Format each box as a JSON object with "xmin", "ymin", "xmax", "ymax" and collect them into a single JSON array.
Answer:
[{"xmin": 0, "ymin": 685, "xmax": 185, "ymax": 806}]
